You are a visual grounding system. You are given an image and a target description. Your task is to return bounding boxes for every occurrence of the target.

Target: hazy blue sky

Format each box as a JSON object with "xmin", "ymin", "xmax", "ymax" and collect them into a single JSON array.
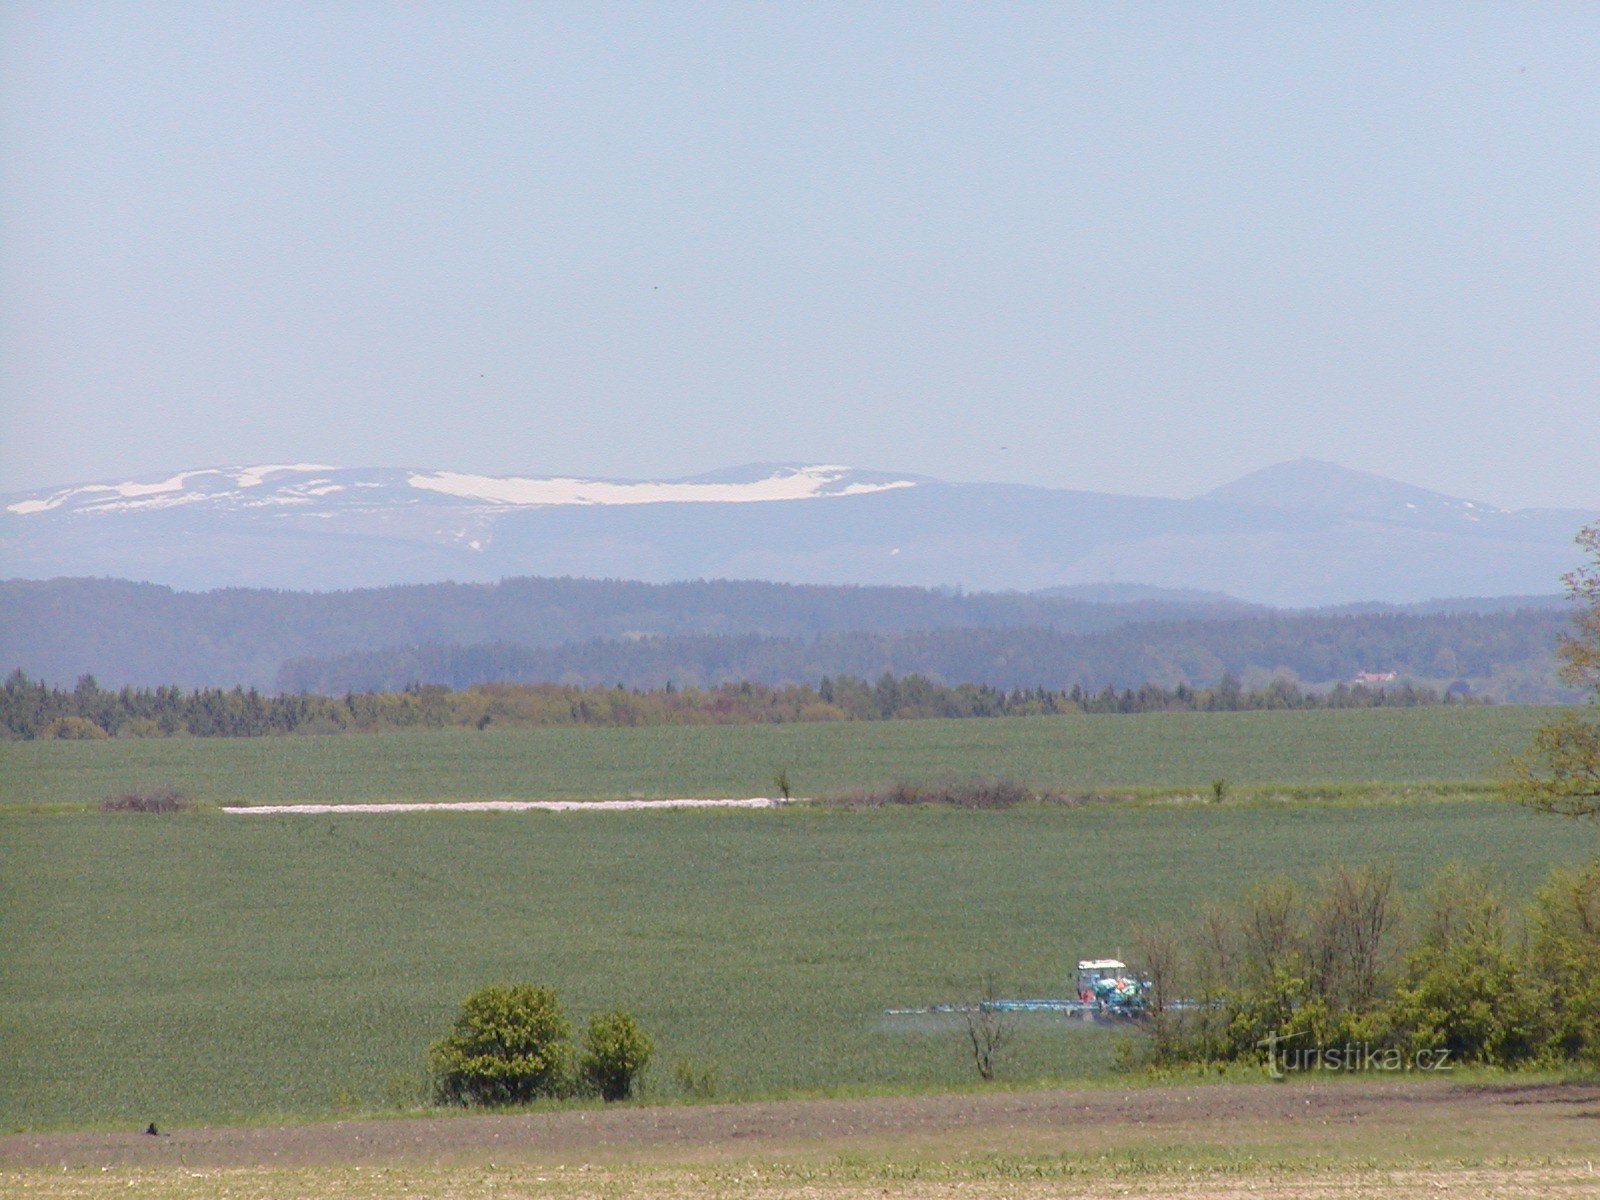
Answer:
[{"xmin": 3, "ymin": 4, "xmax": 1597, "ymax": 508}]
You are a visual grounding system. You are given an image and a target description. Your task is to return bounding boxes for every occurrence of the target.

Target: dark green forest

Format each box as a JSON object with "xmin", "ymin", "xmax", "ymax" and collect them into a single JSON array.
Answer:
[{"xmin": 278, "ymin": 610, "xmax": 1572, "ymax": 701}]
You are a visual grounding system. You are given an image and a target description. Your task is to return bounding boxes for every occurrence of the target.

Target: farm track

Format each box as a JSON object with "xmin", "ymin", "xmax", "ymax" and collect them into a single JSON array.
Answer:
[{"xmin": 7, "ymin": 1078, "xmax": 1600, "ymax": 1171}]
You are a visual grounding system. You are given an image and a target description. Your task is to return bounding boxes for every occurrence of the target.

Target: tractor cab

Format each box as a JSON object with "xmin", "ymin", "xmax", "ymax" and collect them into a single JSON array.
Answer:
[{"xmin": 1075, "ymin": 958, "xmax": 1147, "ymax": 1015}]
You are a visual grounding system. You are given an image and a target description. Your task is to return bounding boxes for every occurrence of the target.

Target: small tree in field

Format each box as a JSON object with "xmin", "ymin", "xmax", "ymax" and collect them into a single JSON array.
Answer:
[
  {"xmin": 430, "ymin": 983, "xmax": 572, "ymax": 1105},
  {"xmin": 1503, "ymin": 524, "xmax": 1600, "ymax": 818},
  {"xmin": 961, "ymin": 975, "xmax": 1014, "ymax": 1081},
  {"xmin": 580, "ymin": 1010, "xmax": 653, "ymax": 1101}
]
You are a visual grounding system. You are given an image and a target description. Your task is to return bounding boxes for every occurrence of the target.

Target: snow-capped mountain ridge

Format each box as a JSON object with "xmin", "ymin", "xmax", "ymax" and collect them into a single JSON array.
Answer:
[
  {"xmin": 4, "ymin": 463, "xmax": 920, "ymax": 518},
  {"xmin": 5, "ymin": 464, "xmax": 340, "ymax": 516},
  {"xmin": 406, "ymin": 464, "xmax": 918, "ymax": 507},
  {"xmin": 1, "ymin": 458, "xmax": 1593, "ymax": 605}
]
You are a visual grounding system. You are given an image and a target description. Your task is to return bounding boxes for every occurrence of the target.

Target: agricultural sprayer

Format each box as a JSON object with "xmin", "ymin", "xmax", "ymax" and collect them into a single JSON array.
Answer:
[{"xmin": 885, "ymin": 957, "xmax": 1152, "ymax": 1020}]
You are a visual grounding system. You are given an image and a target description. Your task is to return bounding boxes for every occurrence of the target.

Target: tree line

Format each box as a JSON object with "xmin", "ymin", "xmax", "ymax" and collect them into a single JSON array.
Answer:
[
  {"xmin": 1126, "ymin": 858, "xmax": 1600, "ymax": 1074},
  {"xmin": 2, "ymin": 667, "xmax": 1473, "ymax": 741},
  {"xmin": 3, "ymin": 575, "xmax": 1570, "ymax": 696},
  {"xmin": 276, "ymin": 608, "xmax": 1573, "ymax": 702},
  {"xmin": 0, "ymin": 574, "xmax": 1248, "ymax": 690}
]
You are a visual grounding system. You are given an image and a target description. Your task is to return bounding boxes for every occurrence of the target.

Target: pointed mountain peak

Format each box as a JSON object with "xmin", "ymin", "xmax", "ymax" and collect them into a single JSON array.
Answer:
[{"xmin": 1202, "ymin": 458, "xmax": 1502, "ymax": 525}]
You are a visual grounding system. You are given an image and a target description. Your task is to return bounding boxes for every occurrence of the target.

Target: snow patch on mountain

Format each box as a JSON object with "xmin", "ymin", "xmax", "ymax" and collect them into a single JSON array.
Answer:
[
  {"xmin": 4, "ymin": 462, "xmax": 919, "ymax": 517},
  {"xmin": 6, "ymin": 464, "xmax": 336, "ymax": 515},
  {"xmin": 403, "ymin": 464, "xmax": 918, "ymax": 506}
]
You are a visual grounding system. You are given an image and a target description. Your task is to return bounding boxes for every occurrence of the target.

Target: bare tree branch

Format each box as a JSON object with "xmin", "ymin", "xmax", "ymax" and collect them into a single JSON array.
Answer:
[{"xmin": 961, "ymin": 975, "xmax": 1013, "ymax": 1081}]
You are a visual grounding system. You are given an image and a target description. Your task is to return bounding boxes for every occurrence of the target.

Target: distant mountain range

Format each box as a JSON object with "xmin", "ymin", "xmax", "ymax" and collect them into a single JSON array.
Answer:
[{"xmin": 2, "ymin": 458, "xmax": 1593, "ymax": 605}]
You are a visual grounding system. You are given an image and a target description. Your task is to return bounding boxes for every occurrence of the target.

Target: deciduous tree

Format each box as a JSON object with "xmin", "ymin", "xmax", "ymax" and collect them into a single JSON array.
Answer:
[
  {"xmin": 1503, "ymin": 525, "xmax": 1600, "ymax": 818},
  {"xmin": 961, "ymin": 975, "xmax": 1013, "ymax": 1082},
  {"xmin": 579, "ymin": 1010, "xmax": 653, "ymax": 1101},
  {"xmin": 430, "ymin": 984, "xmax": 572, "ymax": 1105}
]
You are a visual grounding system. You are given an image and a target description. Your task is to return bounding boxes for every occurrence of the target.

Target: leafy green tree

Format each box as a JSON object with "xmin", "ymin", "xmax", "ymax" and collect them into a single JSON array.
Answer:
[
  {"xmin": 1386, "ymin": 866, "xmax": 1550, "ymax": 1065},
  {"xmin": 1503, "ymin": 524, "xmax": 1600, "ymax": 817},
  {"xmin": 430, "ymin": 984, "xmax": 572, "ymax": 1105},
  {"xmin": 579, "ymin": 1010, "xmax": 653, "ymax": 1102},
  {"xmin": 1562, "ymin": 525, "xmax": 1600, "ymax": 694},
  {"xmin": 1528, "ymin": 859, "xmax": 1600, "ymax": 1062}
]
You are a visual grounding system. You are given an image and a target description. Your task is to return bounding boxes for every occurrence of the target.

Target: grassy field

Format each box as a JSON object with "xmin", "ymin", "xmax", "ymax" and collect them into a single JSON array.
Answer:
[
  {"xmin": 2, "ymin": 798, "xmax": 1593, "ymax": 1131},
  {"xmin": 0, "ymin": 704, "xmax": 1570, "ymax": 808}
]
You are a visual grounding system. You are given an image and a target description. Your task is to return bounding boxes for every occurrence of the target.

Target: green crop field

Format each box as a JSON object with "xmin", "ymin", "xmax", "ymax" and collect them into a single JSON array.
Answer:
[
  {"xmin": 2, "ymin": 797, "xmax": 1593, "ymax": 1130},
  {"xmin": 0, "ymin": 705, "xmax": 1571, "ymax": 809}
]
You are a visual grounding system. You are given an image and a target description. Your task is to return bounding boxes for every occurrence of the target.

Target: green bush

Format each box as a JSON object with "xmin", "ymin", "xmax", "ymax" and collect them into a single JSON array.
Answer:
[
  {"xmin": 41, "ymin": 716, "xmax": 108, "ymax": 740},
  {"xmin": 1528, "ymin": 859, "xmax": 1600, "ymax": 1062},
  {"xmin": 1119, "ymin": 859, "xmax": 1600, "ymax": 1074},
  {"xmin": 826, "ymin": 778, "xmax": 1044, "ymax": 809},
  {"xmin": 670, "ymin": 1053, "xmax": 719, "ymax": 1099},
  {"xmin": 101, "ymin": 786, "xmax": 187, "ymax": 813},
  {"xmin": 580, "ymin": 1009, "xmax": 653, "ymax": 1102},
  {"xmin": 430, "ymin": 983, "xmax": 572, "ymax": 1105},
  {"xmin": 1387, "ymin": 866, "xmax": 1551, "ymax": 1066}
]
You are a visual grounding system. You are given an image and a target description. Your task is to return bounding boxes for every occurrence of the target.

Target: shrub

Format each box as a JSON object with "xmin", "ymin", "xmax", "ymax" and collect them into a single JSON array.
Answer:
[
  {"xmin": 826, "ymin": 779, "xmax": 1053, "ymax": 809},
  {"xmin": 101, "ymin": 787, "xmax": 187, "ymax": 813},
  {"xmin": 41, "ymin": 716, "xmax": 108, "ymax": 740},
  {"xmin": 381, "ymin": 1070, "xmax": 426, "ymax": 1110},
  {"xmin": 669, "ymin": 1054, "xmax": 719, "ymax": 1099},
  {"xmin": 430, "ymin": 983, "xmax": 572, "ymax": 1105},
  {"xmin": 580, "ymin": 1010, "xmax": 653, "ymax": 1101},
  {"xmin": 1527, "ymin": 859, "xmax": 1600, "ymax": 1062},
  {"xmin": 1118, "ymin": 861, "xmax": 1580, "ymax": 1073},
  {"xmin": 1387, "ymin": 866, "xmax": 1552, "ymax": 1066}
]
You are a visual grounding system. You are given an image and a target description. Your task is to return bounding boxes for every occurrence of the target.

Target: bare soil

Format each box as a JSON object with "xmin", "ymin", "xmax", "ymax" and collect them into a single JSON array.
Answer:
[{"xmin": 6, "ymin": 1077, "xmax": 1599, "ymax": 1173}]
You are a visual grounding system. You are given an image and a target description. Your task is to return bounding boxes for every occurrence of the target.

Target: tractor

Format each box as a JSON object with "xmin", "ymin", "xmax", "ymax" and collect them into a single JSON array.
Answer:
[{"xmin": 1075, "ymin": 958, "xmax": 1149, "ymax": 1017}]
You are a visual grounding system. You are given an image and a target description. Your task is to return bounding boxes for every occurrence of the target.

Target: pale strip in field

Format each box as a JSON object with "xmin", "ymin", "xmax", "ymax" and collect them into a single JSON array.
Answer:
[{"xmin": 221, "ymin": 797, "xmax": 789, "ymax": 814}]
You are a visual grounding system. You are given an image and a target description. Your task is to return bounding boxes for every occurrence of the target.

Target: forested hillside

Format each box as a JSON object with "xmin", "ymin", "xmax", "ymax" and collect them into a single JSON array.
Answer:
[
  {"xmin": 1, "ymin": 575, "xmax": 1253, "ymax": 688},
  {"xmin": 278, "ymin": 609, "xmax": 1575, "ymax": 702},
  {"xmin": 1, "ymin": 576, "xmax": 1575, "ymax": 700}
]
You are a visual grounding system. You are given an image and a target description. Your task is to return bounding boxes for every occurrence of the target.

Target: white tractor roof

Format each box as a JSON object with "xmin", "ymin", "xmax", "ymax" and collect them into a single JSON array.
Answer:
[{"xmin": 1077, "ymin": 959, "xmax": 1127, "ymax": 971}]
